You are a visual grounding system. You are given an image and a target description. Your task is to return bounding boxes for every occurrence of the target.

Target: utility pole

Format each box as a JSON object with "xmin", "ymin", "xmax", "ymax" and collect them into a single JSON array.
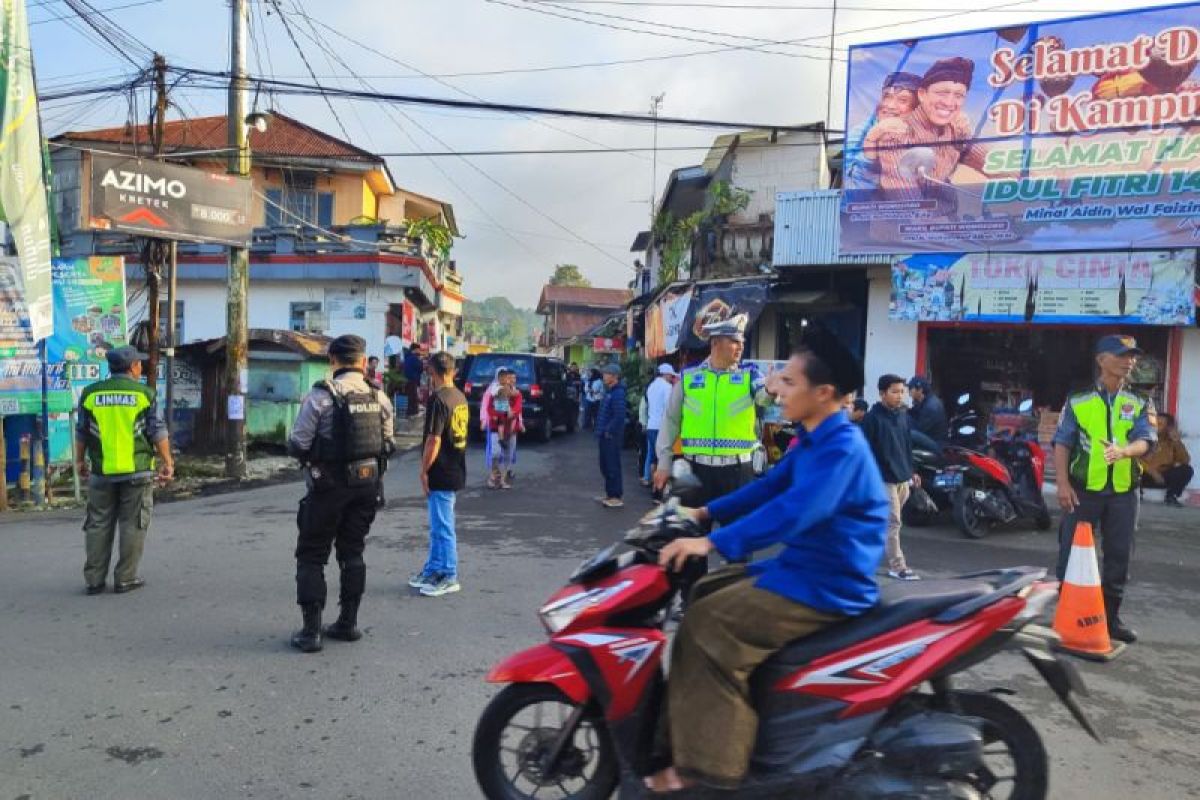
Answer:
[
  {"xmin": 824, "ymin": 0, "xmax": 839, "ymax": 132},
  {"xmin": 649, "ymin": 93, "xmax": 664, "ymax": 237},
  {"xmin": 145, "ymin": 53, "xmax": 168, "ymax": 394},
  {"xmin": 225, "ymin": 0, "xmax": 250, "ymax": 479}
]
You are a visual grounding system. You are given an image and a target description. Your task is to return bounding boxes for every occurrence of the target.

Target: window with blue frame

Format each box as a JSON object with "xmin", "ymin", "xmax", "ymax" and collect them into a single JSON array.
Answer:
[{"xmin": 263, "ymin": 172, "xmax": 334, "ymax": 229}]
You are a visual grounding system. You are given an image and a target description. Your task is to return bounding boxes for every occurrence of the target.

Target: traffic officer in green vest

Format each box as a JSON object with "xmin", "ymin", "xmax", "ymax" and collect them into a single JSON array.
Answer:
[
  {"xmin": 75, "ymin": 345, "xmax": 174, "ymax": 595},
  {"xmin": 653, "ymin": 314, "xmax": 774, "ymax": 596},
  {"xmin": 1053, "ymin": 335, "xmax": 1157, "ymax": 644},
  {"xmin": 287, "ymin": 334, "xmax": 394, "ymax": 653}
]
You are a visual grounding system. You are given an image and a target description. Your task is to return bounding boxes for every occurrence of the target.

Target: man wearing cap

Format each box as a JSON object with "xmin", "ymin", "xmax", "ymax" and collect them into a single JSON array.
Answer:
[
  {"xmin": 907, "ymin": 376, "xmax": 948, "ymax": 444},
  {"xmin": 1053, "ymin": 335, "xmax": 1157, "ymax": 644},
  {"xmin": 845, "ymin": 71, "xmax": 921, "ymax": 192},
  {"xmin": 76, "ymin": 346, "xmax": 174, "ymax": 595},
  {"xmin": 872, "ymin": 57, "xmax": 989, "ymax": 206},
  {"xmin": 642, "ymin": 363, "xmax": 679, "ymax": 496},
  {"xmin": 595, "ymin": 363, "xmax": 628, "ymax": 508},
  {"xmin": 287, "ymin": 334, "xmax": 394, "ymax": 653}
]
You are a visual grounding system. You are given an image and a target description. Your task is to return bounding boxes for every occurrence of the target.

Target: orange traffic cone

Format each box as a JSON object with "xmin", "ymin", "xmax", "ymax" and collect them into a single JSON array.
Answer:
[{"xmin": 1053, "ymin": 522, "xmax": 1126, "ymax": 661}]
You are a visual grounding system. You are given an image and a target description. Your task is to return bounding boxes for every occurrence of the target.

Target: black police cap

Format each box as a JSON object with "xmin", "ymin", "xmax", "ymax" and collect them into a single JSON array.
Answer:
[{"xmin": 328, "ymin": 334, "xmax": 367, "ymax": 359}]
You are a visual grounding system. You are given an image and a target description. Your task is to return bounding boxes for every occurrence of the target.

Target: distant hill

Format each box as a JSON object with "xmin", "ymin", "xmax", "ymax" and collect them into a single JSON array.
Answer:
[{"xmin": 463, "ymin": 297, "xmax": 541, "ymax": 352}]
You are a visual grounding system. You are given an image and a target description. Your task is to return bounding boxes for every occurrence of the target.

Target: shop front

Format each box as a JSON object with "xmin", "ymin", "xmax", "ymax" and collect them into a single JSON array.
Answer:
[{"xmin": 894, "ymin": 250, "xmax": 1195, "ymax": 480}]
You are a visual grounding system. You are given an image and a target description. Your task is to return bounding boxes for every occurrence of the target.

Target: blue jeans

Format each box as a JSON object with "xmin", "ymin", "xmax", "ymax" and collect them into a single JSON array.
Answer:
[
  {"xmin": 424, "ymin": 491, "xmax": 458, "ymax": 579},
  {"xmin": 642, "ymin": 429, "xmax": 659, "ymax": 482},
  {"xmin": 598, "ymin": 435, "xmax": 623, "ymax": 499}
]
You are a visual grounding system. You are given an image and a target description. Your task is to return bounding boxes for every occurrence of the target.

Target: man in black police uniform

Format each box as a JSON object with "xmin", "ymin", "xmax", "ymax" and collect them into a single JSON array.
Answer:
[{"xmin": 287, "ymin": 334, "xmax": 394, "ymax": 653}]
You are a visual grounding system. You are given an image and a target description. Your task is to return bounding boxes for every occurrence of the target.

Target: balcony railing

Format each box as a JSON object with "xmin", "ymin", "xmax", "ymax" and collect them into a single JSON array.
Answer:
[
  {"xmin": 689, "ymin": 216, "xmax": 775, "ymax": 281},
  {"xmin": 70, "ymin": 223, "xmax": 428, "ymax": 260}
]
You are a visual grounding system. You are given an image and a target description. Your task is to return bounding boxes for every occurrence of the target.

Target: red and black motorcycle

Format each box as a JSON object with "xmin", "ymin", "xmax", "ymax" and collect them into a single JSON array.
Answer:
[
  {"xmin": 942, "ymin": 399, "xmax": 1052, "ymax": 539},
  {"xmin": 472, "ymin": 495, "xmax": 1098, "ymax": 799}
]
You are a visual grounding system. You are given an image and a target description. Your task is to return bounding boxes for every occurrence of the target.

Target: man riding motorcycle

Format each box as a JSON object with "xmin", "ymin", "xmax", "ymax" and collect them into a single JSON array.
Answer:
[{"xmin": 646, "ymin": 329, "xmax": 889, "ymax": 792}]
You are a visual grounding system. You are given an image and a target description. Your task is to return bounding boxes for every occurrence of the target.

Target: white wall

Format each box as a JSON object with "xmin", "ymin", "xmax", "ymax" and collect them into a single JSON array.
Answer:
[
  {"xmin": 1174, "ymin": 327, "xmax": 1200, "ymax": 497},
  {"xmin": 863, "ymin": 266, "xmax": 918, "ymax": 397},
  {"xmin": 731, "ymin": 132, "xmax": 826, "ymax": 221},
  {"xmin": 128, "ymin": 281, "xmax": 405, "ymax": 363}
]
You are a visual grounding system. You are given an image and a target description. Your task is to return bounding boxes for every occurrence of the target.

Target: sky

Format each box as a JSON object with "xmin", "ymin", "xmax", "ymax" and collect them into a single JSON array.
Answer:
[{"xmin": 31, "ymin": 0, "xmax": 1181, "ymax": 307}]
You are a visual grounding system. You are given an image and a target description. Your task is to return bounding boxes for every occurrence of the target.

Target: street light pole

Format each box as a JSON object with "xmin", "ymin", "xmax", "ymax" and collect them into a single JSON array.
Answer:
[{"xmin": 224, "ymin": 0, "xmax": 250, "ymax": 479}]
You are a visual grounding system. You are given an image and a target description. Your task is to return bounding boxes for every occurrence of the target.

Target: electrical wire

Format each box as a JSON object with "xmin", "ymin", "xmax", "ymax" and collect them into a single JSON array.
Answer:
[
  {"xmin": 529, "ymin": 0, "xmax": 1084, "ymax": 9},
  {"xmin": 265, "ymin": 0, "xmax": 351, "ymax": 140},
  {"xmin": 29, "ymin": 0, "xmax": 161, "ymax": 25}
]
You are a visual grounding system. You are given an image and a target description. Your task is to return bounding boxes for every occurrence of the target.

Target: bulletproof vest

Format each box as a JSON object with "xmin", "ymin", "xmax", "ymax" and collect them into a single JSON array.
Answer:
[{"xmin": 310, "ymin": 380, "xmax": 384, "ymax": 464}]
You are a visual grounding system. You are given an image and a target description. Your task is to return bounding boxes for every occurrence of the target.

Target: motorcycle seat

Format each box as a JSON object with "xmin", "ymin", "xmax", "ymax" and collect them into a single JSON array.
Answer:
[{"xmin": 755, "ymin": 580, "xmax": 993, "ymax": 675}]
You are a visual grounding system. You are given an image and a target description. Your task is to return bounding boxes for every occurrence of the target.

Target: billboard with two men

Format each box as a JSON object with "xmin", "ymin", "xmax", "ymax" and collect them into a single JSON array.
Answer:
[{"xmin": 841, "ymin": 1, "xmax": 1200, "ymax": 253}]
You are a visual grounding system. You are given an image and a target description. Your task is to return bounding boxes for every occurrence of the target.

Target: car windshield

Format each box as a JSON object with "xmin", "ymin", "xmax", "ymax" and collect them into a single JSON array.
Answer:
[{"xmin": 468, "ymin": 355, "xmax": 535, "ymax": 384}]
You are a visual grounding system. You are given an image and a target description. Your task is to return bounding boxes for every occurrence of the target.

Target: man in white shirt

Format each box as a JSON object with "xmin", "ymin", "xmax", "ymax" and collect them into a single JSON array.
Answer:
[{"xmin": 642, "ymin": 364, "xmax": 678, "ymax": 494}]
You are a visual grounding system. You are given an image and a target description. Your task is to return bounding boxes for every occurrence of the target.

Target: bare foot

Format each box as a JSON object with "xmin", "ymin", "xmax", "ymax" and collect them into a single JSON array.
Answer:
[{"xmin": 644, "ymin": 767, "xmax": 694, "ymax": 793}]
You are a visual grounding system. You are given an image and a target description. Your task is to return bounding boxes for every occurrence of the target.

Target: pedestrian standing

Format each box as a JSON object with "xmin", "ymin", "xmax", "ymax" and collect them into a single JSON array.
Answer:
[
  {"xmin": 861, "ymin": 374, "xmax": 921, "ymax": 581},
  {"xmin": 595, "ymin": 363, "xmax": 627, "ymax": 508},
  {"xmin": 410, "ymin": 352, "xmax": 469, "ymax": 597},
  {"xmin": 850, "ymin": 398, "xmax": 869, "ymax": 424},
  {"xmin": 642, "ymin": 364, "xmax": 678, "ymax": 495},
  {"xmin": 907, "ymin": 377, "xmax": 948, "ymax": 443},
  {"xmin": 1054, "ymin": 335, "xmax": 1157, "ymax": 643},
  {"xmin": 403, "ymin": 344, "xmax": 424, "ymax": 417},
  {"xmin": 583, "ymin": 369, "xmax": 604, "ymax": 429},
  {"xmin": 366, "ymin": 356, "xmax": 382, "ymax": 384},
  {"xmin": 652, "ymin": 315, "xmax": 774, "ymax": 597},
  {"xmin": 76, "ymin": 346, "xmax": 174, "ymax": 595},
  {"xmin": 287, "ymin": 335, "xmax": 394, "ymax": 652},
  {"xmin": 482, "ymin": 367, "xmax": 524, "ymax": 489},
  {"xmin": 1140, "ymin": 412, "xmax": 1192, "ymax": 507}
]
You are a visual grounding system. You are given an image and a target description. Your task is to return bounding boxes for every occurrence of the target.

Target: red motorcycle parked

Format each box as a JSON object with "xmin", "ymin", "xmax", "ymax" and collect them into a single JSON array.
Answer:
[
  {"xmin": 472, "ymin": 493, "xmax": 1098, "ymax": 799},
  {"xmin": 942, "ymin": 399, "xmax": 1052, "ymax": 539}
]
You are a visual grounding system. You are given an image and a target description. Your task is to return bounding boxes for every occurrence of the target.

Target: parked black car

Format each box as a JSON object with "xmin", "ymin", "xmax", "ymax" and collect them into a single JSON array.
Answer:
[{"xmin": 459, "ymin": 353, "xmax": 579, "ymax": 442}]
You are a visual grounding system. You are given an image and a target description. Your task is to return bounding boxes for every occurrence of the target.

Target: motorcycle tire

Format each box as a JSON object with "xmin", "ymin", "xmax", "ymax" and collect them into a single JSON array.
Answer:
[
  {"xmin": 951, "ymin": 691, "xmax": 1049, "ymax": 800},
  {"xmin": 472, "ymin": 683, "xmax": 619, "ymax": 800},
  {"xmin": 535, "ymin": 416, "xmax": 554, "ymax": 443},
  {"xmin": 952, "ymin": 490, "xmax": 993, "ymax": 539},
  {"xmin": 1034, "ymin": 506, "xmax": 1052, "ymax": 531}
]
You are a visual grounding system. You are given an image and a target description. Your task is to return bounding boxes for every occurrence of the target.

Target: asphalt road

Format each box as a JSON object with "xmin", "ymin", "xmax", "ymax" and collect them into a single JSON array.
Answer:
[{"xmin": 2, "ymin": 431, "xmax": 1198, "ymax": 799}]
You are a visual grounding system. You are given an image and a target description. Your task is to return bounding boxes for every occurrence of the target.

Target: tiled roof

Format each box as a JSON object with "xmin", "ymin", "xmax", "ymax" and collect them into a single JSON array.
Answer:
[
  {"xmin": 536, "ymin": 285, "xmax": 632, "ymax": 313},
  {"xmin": 56, "ymin": 112, "xmax": 382, "ymax": 163}
]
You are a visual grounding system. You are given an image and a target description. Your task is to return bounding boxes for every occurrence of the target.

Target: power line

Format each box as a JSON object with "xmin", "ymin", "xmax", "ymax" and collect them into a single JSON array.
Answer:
[
  {"xmin": 265, "ymin": 0, "xmax": 351, "ymax": 140},
  {"xmin": 484, "ymin": 0, "xmax": 841, "ymax": 61},
  {"xmin": 168, "ymin": 67, "xmax": 835, "ymax": 133},
  {"xmin": 29, "ymin": 0, "xmax": 161, "ymax": 25},
  {"xmin": 530, "ymin": 0, "xmax": 1084, "ymax": 9}
]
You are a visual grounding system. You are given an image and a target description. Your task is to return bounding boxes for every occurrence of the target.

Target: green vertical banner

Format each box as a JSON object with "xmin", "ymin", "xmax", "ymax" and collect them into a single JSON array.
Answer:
[{"xmin": 0, "ymin": 0, "xmax": 52, "ymax": 341}]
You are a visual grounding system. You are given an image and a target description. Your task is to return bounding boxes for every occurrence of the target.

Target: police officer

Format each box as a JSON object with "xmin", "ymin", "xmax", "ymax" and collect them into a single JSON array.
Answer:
[
  {"xmin": 76, "ymin": 346, "xmax": 174, "ymax": 595},
  {"xmin": 1054, "ymin": 335, "xmax": 1157, "ymax": 644},
  {"xmin": 287, "ymin": 334, "xmax": 394, "ymax": 653},
  {"xmin": 652, "ymin": 314, "xmax": 774, "ymax": 599}
]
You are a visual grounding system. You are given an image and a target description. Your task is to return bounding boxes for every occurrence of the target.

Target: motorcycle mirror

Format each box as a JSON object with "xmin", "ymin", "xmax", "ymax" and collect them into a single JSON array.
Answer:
[
  {"xmin": 958, "ymin": 425, "xmax": 976, "ymax": 436},
  {"xmin": 957, "ymin": 393, "xmax": 971, "ymax": 406},
  {"xmin": 1019, "ymin": 398, "xmax": 1034, "ymax": 413}
]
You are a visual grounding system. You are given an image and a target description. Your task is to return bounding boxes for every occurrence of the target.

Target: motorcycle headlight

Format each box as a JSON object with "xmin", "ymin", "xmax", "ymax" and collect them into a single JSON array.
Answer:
[{"xmin": 538, "ymin": 581, "xmax": 631, "ymax": 633}]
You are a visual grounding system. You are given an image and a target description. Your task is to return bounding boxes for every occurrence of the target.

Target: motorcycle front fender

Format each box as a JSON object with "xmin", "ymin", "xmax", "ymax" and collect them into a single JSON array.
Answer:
[{"xmin": 486, "ymin": 643, "xmax": 591, "ymax": 705}]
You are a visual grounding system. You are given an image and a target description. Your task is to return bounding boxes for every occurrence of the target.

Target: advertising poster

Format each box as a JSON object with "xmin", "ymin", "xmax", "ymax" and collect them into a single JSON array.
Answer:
[
  {"xmin": 325, "ymin": 289, "xmax": 367, "ymax": 320},
  {"xmin": 842, "ymin": 3, "xmax": 1200, "ymax": 253},
  {"xmin": 46, "ymin": 257, "xmax": 130, "ymax": 396},
  {"xmin": 679, "ymin": 281, "xmax": 769, "ymax": 350},
  {"xmin": 644, "ymin": 289, "xmax": 693, "ymax": 358},
  {"xmin": 890, "ymin": 249, "xmax": 1195, "ymax": 324}
]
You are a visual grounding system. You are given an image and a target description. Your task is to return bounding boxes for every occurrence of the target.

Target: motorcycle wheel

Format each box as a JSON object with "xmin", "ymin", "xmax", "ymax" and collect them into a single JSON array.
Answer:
[
  {"xmin": 951, "ymin": 691, "xmax": 1049, "ymax": 800},
  {"xmin": 472, "ymin": 684, "xmax": 619, "ymax": 800},
  {"xmin": 953, "ymin": 490, "xmax": 994, "ymax": 539}
]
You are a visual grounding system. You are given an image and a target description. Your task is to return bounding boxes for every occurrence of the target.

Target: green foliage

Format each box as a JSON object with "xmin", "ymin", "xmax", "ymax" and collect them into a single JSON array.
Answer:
[
  {"xmin": 463, "ymin": 296, "xmax": 540, "ymax": 352},
  {"xmin": 652, "ymin": 180, "xmax": 753, "ymax": 285},
  {"xmin": 405, "ymin": 217, "xmax": 455, "ymax": 265},
  {"xmin": 548, "ymin": 264, "xmax": 591, "ymax": 287},
  {"xmin": 620, "ymin": 352, "xmax": 652, "ymax": 417},
  {"xmin": 383, "ymin": 368, "xmax": 407, "ymax": 397}
]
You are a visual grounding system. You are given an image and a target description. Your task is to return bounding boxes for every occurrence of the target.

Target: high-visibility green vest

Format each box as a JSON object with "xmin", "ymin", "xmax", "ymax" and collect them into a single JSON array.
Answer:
[
  {"xmin": 79, "ymin": 376, "xmax": 157, "ymax": 477},
  {"xmin": 679, "ymin": 366, "xmax": 758, "ymax": 457},
  {"xmin": 1067, "ymin": 387, "xmax": 1146, "ymax": 493}
]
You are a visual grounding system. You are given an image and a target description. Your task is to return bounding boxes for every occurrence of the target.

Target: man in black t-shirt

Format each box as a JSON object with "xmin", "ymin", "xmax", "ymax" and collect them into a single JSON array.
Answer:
[{"xmin": 408, "ymin": 351, "xmax": 469, "ymax": 597}]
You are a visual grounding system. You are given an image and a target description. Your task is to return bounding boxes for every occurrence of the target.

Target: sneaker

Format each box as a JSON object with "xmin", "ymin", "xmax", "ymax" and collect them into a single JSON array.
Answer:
[
  {"xmin": 601, "ymin": 497, "xmax": 625, "ymax": 508},
  {"xmin": 1165, "ymin": 494, "xmax": 1183, "ymax": 508},
  {"xmin": 888, "ymin": 569, "xmax": 921, "ymax": 581},
  {"xmin": 501, "ymin": 471, "xmax": 513, "ymax": 490},
  {"xmin": 408, "ymin": 570, "xmax": 437, "ymax": 589},
  {"xmin": 420, "ymin": 574, "xmax": 461, "ymax": 597}
]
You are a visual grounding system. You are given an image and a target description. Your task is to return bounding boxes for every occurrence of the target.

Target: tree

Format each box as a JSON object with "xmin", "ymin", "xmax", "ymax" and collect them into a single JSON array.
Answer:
[{"xmin": 548, "ymin": 264, "xmax": 591, "ymax": 288}]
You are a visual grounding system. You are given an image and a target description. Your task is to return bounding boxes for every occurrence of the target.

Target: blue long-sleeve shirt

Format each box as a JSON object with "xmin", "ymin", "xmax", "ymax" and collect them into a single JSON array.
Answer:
[
  {"xmin": 594, "ymin": 381, "xmax": 626, "ymax": 439},
  {"xmin": 707, "ymin": 411, "xmax": 889, "ymax": 615}
]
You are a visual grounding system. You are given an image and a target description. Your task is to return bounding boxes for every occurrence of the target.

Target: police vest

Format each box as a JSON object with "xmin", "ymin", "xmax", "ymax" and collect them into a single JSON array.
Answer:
[
  {"xmin": 79, "ymin": 376, "xmax": 157, "ymax": 476},
  {"xmin": 1067, "ymin": 387, "xmax": 1146, "ymax": 493},
  {"xmin": 679, "ymin": 366, "xmax": 757, "ymax": 457},
  {"xmin": 310, "ymin": 380, "xmax": 385, "ymax": 464}
]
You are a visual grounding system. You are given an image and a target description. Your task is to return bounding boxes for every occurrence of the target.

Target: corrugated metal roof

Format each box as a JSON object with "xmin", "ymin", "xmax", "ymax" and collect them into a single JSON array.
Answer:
[
  {"xmin": 773, "ymin": 190, "xmax": 895, "ymax": 267},
  {"xmin": 536, "ymin": 285, "xmax": 633, "ymax": 313}
]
